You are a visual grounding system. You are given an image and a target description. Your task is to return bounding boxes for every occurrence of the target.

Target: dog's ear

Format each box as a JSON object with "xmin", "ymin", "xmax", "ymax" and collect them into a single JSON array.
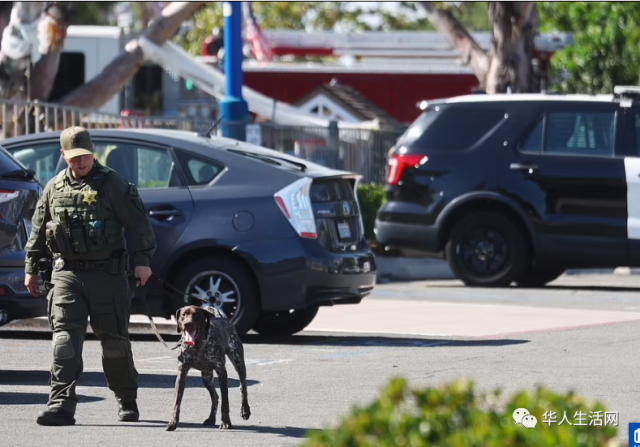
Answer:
[{"xmin": 175, "ymin": 308, "xmax": 182, "ymax": 333}]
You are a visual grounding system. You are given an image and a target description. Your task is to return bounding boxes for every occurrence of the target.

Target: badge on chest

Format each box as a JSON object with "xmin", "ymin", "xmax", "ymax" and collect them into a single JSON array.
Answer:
[{"xmin": 82, "ymin": 191, "xmax": 97, "ymax": 205}]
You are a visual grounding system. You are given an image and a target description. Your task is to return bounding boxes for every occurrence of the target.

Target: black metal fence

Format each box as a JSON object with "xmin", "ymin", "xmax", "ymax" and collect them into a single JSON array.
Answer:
[
  {"xmin": 0, "ymin": 99, "xmax": 404, "ymax": 185},
  {"xmin": 221, "ymin": 121, "xmax": 403, "ymax": 185}
]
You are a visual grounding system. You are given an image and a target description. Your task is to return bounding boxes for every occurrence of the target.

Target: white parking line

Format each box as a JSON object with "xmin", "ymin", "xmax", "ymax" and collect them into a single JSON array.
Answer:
[
  {"xmin": 136, "ymin": 356, "xmax": 176, "ymax": 362},
  {"xmin": 305, "ymin": 327, "xmax": 454, "ymax": 338}
]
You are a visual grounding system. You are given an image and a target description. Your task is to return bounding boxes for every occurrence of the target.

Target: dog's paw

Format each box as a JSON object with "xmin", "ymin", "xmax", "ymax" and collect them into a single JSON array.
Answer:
[
  {"xmin": 241, "ymin": 404, "xmax": 251, "ymax": 420},
  {"xmin": 219, "ymin": 414, "xmax": 233, "ymax": 430},
  {"xmin": 203, "ymin": 417, "xmax": 216, "ymax": 427},
  {"xmin": 166, "ymin": 421, "xmax": 178, "ymax": 431}
]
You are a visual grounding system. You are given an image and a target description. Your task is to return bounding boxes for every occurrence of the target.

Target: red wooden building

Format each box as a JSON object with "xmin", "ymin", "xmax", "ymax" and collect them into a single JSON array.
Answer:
[
  {"xmin": 198, "ymin": 30, "xmax": 572, "ymax": 127},
  {"xmin": 242, "ymin": 61, "xmax": 479, "ymax": 125}
]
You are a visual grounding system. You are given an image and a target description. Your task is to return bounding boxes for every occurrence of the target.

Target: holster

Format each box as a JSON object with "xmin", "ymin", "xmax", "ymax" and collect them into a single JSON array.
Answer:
[
  {"xmin": 45, "ymin": 221, "xmax": 73, "ymax": 256},
  {"xmin": 108, "ymin": 249, "xmax": 129, "ymax": 275},
  {"xmin": 37, "ymin": 257, "xmax": 53, "ymax": 284}
]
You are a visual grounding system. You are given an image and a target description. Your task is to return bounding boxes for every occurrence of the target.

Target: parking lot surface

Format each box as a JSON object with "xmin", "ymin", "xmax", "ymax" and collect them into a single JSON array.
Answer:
[{"xmin": 2, "ymin": 274, "xmax": 640, "ymax": 445}]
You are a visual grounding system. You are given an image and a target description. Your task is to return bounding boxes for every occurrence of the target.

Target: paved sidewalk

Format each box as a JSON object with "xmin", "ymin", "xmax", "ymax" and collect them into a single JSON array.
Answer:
[{"xmin": 11, "ymin": 297, "xmax": 640, "ymax": 339}]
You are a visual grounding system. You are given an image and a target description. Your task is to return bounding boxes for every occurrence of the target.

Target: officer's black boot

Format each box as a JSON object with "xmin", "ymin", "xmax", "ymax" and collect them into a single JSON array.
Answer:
[
  {"xmin": 36, "ymin": 407, "xmax": 76, "ymax": 426},
  {"xmin": 118, "ymin": 401, "xmax": 139, "ymax": 422}
]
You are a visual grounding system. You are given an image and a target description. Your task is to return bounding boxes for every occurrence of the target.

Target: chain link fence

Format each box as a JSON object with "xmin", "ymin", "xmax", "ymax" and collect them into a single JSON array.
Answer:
[{"xmin": 0, "ymin": 99, "xmax": 403, "ymax": 185}]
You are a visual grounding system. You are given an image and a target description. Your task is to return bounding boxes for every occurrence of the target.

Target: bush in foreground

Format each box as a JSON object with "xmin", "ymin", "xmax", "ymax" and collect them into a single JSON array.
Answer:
[
  {"xmin": 356, "ymin": 183, "xmax": 386, "ymax": 241},
  {"xmin": 300, "ymin": 377, "xmax": 621, "ymax": 447}
]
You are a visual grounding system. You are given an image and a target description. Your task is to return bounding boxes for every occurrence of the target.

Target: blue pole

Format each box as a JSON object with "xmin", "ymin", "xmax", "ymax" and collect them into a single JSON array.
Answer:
[{"xmin": 220, "ymin": 1, "xmax": 249, "ymax": 141}]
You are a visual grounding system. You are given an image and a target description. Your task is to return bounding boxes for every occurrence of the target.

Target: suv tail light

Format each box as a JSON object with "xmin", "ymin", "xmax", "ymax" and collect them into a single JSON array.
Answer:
[
  {"xmin": 274, "ymin": 177, "xmax": 317, "ymax": 239},
  {"xmin": 0, "ymin": 190, "xmax": 18, "ymax": 203},
  {"xmin": 387, "ymin": 154, "xmax": 427, "ymax": 186}
]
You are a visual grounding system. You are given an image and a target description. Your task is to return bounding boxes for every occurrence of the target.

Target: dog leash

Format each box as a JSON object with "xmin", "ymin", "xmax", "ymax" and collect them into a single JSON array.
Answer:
[{"xmin": 134, "ymin": 274, "xmax": 183, "ymax": 351}]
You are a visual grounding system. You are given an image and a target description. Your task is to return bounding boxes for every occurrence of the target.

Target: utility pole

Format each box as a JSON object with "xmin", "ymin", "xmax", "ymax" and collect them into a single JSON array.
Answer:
[{"xmin": 220, "ymin": 1, "xmax": 249, "ymax": 141}]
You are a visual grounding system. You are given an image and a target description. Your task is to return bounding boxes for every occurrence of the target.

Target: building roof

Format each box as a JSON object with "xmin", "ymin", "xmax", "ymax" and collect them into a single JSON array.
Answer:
[
  {"xmin": 294, "ymin": 80, "xmax": 404, "ymax": 129},
  {"xmin": 240, "ymin": 59, "xmax": 475, "ymax": 75}
]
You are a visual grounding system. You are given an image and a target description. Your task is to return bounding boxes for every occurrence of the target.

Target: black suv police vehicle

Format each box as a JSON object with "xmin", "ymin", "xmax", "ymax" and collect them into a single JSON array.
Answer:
[{"xmin": 375, "ymin": 86, "xmax": 640, "ymax": 287}]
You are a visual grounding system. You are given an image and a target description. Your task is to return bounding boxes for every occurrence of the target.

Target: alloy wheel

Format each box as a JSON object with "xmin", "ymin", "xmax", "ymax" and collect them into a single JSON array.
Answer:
[
  {"xmin": 184, "ymin": 271, "xmax": 242, "ymax": 320},
  {"xmin": 457, "ymin": 226, "xmax": 509, "ymax": 275}
]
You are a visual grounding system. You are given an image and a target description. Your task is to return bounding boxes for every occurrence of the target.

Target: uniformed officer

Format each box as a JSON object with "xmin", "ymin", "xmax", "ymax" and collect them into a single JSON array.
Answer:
[{"xmin": 24, "ymin": 126, "xmax": 157, "ymax": 426}]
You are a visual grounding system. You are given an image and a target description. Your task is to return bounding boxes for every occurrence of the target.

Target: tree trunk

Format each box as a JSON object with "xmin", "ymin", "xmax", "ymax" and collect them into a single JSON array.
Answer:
[
  {"xmin": 1, "ymin": 1, "xmax": 207, "ymax": 137},
  {"xmin": 417, "ymin": 2, "xmax": 490, "ymax": 87},
  {"xmin": 31, "ymin": 2, "xmax": 72, "ymax": 101},
  {"xmin": 0, "ymin": 2, "xmax": 72, "ymax": 138},
  {"xmin": 485, "ymin": 2, "xmax": 539, "ymax": 93},
  {"xmin": 418, "ymin": 1, "xmax": 539, "ymax": 94},
  {"xmin": 57, "ymin": 1, "xmax": 207, "ymax": 110},
  {"xmin": 0, "ymin": 2, "xmax": 44, "ymax": 101}
]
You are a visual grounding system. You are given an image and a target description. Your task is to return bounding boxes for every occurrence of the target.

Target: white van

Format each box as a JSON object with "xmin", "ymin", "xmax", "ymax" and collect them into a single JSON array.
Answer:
[{"xmin": 51, "ymin": 25, "xmax": 123, "ymax": 114}]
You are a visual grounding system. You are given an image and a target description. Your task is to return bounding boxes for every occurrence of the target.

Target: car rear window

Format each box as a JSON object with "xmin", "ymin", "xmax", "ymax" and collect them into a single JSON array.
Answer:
[
  {"xmin": 398, "ymin": 106, "xmax": 506, "ymax": 152},
  {"xmin": 310, "ymin": 178, "xmax": 355, "ymax": 203},
  {"xmin": 0, "ymin": 145, "xmax": 29, "ymax": 174}
]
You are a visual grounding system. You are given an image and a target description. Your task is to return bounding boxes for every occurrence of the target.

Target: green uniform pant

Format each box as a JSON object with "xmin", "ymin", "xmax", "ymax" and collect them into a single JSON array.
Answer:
[{"xmin": 45, "ymin": 269, "xmax": 138, "ymax": 414}]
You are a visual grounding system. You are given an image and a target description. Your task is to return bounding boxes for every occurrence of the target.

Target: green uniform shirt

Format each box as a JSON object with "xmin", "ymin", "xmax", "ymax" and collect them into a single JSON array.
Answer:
[{"xmin": 24, "ymin": 162, "xmax": 157, "ymax": 274}]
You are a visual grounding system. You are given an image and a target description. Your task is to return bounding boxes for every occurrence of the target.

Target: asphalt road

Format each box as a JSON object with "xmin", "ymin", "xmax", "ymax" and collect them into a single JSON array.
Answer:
[{"xmin": 2, "ymin": 274, "xmax": 640, "ymax": 446}]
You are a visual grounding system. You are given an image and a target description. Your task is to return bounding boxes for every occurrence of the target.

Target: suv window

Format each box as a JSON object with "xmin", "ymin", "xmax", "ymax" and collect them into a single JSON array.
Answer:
[
  {"xmin": 173, "ymin": 149, "xmax": 224, "ymax": 186},
  {"xmin": 398, "ymin": 107, "xmax": 506, "ymax": 151},
  {"xmin": 92, "ymin": 142, "xmax": 182, "ymax": 188},
  {"xmin": 522, "ymin": 112, "xmax": 615, "ymax": 156},
  {"xmin": 546, "ymin": 112, "xmax": 615, "ymax": 156},
  {"xmin": 6, "ymin": 142, "xmax": 60, "ymax": 184}
]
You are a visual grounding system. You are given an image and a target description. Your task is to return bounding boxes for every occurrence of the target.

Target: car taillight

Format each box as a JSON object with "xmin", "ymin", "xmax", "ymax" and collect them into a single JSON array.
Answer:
[
  {"xmin": 0, "ymin": 190, "xmax": 18, "ymax": 203},
  {"xmin": 274, "ymin": 177, "xmax": 317, "ymax": 239},
  {"xmin": 387, "ymin": 154, "xmax": 427, "ymax": 186}
]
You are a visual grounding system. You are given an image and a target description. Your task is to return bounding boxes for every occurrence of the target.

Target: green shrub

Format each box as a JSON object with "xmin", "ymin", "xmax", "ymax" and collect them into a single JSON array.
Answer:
[
  {"xmin": 301, "ymin": 377, "xmax": 621, "ymax": 447},
  {"xmin": 357, "ymin": 183, "xmax": 386, "ymax": 241}
]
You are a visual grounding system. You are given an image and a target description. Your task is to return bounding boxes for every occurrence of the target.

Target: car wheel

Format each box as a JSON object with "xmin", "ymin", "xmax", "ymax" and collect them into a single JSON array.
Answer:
[
  {"xmin": 515, "ymin": 265, "xmax": 565, "ymax": 288},
  {"xmin": 173, "ymin": 256, "xmax": 260, "ymax": 336},
  {"xmin": 252, "ymin": 305, "xmax": 320, "ymax": 336},
  {"xmin": 445, "ymin": 212, "xmax": 529, "ymax": 287}
]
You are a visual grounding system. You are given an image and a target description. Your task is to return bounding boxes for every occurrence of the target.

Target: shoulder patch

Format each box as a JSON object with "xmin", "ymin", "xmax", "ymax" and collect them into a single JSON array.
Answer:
[{"xmin": 128, "ymin": 183, "xmax": 139, "ymax": 197}]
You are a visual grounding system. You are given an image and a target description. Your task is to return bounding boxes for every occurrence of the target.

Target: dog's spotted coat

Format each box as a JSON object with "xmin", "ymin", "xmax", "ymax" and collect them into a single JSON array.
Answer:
[{"xmin": 167, "ymin": 305, "xmax": 251, "ymax": 431}]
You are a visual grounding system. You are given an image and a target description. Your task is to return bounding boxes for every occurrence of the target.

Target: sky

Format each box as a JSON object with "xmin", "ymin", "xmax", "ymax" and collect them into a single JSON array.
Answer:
[{"xmin": 346, "ymin": 2, "xmax": 426, "ymax": 30}]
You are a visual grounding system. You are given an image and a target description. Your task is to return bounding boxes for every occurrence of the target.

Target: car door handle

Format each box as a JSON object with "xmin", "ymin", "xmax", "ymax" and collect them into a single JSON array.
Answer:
[
  {"xmin": 148, "ymin": 209, "xmax": 182, "ymax": 217},
  {"xmin": 510, "ymin": 163, "xmax": 538, "ymax": 171}
]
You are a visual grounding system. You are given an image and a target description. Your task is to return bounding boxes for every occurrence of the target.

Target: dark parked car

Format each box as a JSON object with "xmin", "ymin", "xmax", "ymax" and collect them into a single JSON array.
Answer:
[
  {"xmin": 1, "ymin": 128, "xmax": 376, "ymax": 335},
  {"xmin": 0, "ymin": 146, "xmax": 44, "ymax": 326},
  {"xmin": 375, "ymin": 87, "xmax": 640, "ymax": 288}
]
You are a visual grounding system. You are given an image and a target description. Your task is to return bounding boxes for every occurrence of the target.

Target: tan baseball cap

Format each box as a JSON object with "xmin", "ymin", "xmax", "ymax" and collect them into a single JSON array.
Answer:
[{"xmin": 60, "ymin": 126, "xmax": 94, "ymax": 158}]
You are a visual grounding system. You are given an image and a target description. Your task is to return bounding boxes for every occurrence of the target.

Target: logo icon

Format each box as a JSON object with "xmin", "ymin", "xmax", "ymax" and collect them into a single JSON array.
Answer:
[
  {"xmin": 342, "ymin": 201, "xmax": 350, "ymax": 215},
  {"xmin": 629, "ymin": 423, "xmax": 640, "ymax": 446},
  {"xmin": 513, "ymin": 408, "xmax": 537, "ymax": 429},
  {"xmin": 513, "ymin": 408, "xmax": 530, "ymax": 425},
  {"xmin": 523, "ymin": 414, "xmax": 538, "ymax": 429}
]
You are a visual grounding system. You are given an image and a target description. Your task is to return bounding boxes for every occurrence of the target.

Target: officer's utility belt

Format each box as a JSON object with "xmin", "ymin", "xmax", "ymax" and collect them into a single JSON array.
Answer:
[
  {"xmin": 54, "ymin": 259, "xmax": 110, "ymax": 272},
  {"xmin": 54, "ymin": 249, "xmax": 129, "ymax": 275}
]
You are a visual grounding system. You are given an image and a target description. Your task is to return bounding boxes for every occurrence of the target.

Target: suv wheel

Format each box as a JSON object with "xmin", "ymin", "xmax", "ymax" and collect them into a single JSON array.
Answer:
[
  {"xmin": 445, "ymin": 212, "xmax": 529, "ymax": 287},
  {"xmin": 515, "ymin": 265, "xmax": 565, "ymax": 288},
  {"xmin": 252, "ymin": 305, "xmax": 320, "ymax": 336},
  {"xmin": 173, "ymin": 256, "xmax": 260, "ymax": 336}
]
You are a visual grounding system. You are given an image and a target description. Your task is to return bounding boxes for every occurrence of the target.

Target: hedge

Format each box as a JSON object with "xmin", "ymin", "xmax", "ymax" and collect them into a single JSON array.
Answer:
[
  {"xmin": 356, "ymin": 183, "xmax": 386, "ymax": 241},
  {"xmin": 300, "ymin": 377, "xmax": 620, "ymax": 447}
]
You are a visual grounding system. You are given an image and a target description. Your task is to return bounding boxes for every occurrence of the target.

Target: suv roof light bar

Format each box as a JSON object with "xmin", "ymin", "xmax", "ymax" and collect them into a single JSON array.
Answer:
[
  {"xmin": 614, "ymin": 85, "xmax": 640, "ymax": 96},
  {"xmin": 416, "ymin": 98, "xmax": 448, "ymax": 111},
  {"xmin": 613, "ymin": 85, "xmax": 640, "ymax": 108}
]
